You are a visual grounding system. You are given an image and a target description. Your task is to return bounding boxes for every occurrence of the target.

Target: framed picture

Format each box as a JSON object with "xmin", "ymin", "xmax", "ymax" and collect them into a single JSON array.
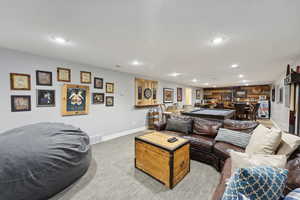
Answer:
[
  {"xmin": 94, "ymin": 77, "xmax": 103, "ymax": 89},
  {"xmin": 106, "ymin": 82, "xmax": 114, "ymax": 93},
  {"xmin": 80, "ymin": 71, "xmax": 92, "ymax": 84},
  {"xmin": 61, "ymin": 84, "xmax": 90, "ymax": 116},
  {"xmin": 106, "ymin": 96, "xmax": 114, "ymax": 106},
  {"xmin": 235, "ymin": 90, "xmax": 247, "ymax": 98},
  {"xmin": 36, "ymin": 70, "xmax": 52, "ymax": 86},
  {"xmin": 137, "ymin": 86, "xmax": 143, "ymax": 100},
  {"xmin": 57, "ymin": 67, "xmax": 71, "ymax": 82},
  {"xmin": 92, "ymin": 93, "xmax": 104, "ymax": 104},
  {"xmin": 196, "ymin": 89, "xmax": 201, "ymax": 99},
  {"xmin": 271, "ymin": 88, "xmax": 275, "ymax": 102},
  {"xmin": 144, "ymin": 88, "xmax": 152, "ymax": 99},
  {"xmin": 163, "ymin": 88, "xmax": 174, "ymax": 103},
  {"xmin": 279, "ymin": 87, "xmax": 283, "ymax": 104},
  {"xmin": 37, "ymin": 89, "xmax": 55, "ymax": 107},
  {"xmin": 11, "ymin": 95, "xmax": 31, "ymax": 112},
  {"xmin": 10, "ymin": 73, "xmax": 31, "ymax": 90},
  {"xmin": 177, "ymin": 88, "xmax": 182, "ymax": 102}
]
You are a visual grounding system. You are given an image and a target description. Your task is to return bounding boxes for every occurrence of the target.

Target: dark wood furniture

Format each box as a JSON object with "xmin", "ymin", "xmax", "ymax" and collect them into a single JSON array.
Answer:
[
  {"xmin": 135, "ymin": 132, "xmax": 190, "ymax": 189},
  {"xmin": 182, "ymin": 108, "xmax": 235, "ymax": 120}
]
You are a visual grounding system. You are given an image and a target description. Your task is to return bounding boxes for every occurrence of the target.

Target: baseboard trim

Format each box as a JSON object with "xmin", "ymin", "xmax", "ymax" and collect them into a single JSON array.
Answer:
[{"xmin": 89, "ymin": 126, "xmax": 147, "ymax": 145}]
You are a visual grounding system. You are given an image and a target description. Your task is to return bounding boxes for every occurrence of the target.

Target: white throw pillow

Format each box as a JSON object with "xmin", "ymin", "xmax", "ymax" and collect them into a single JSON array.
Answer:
[
  {"xmin": 245, "ymin": 124, "xmax": 282, "ymax": 155},
  {"xmin": 277, "ymin": 132, "xmax": 300, "ymax": 157},
  {"xmin": 230, "ymin": 151, "xmax": 287, "ymax": 174}
]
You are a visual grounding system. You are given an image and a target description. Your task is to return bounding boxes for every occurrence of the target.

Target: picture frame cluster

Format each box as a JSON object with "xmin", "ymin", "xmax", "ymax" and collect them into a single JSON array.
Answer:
[{"xmin": 10, "ymin": 67, "xmax": 115, "ymax": 114}]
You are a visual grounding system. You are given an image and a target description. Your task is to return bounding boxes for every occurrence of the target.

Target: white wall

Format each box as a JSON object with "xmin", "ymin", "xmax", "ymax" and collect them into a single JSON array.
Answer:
[
  {"xmin": 271, "ymin": 72, "xmax": 290, "ymax": 131},
  {"xmin": 0, "ymin": 48, "xmax": 195, "ymax": 140}
]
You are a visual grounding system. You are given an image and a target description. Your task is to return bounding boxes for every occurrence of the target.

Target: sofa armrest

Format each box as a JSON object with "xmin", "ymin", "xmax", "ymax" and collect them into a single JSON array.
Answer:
[{"xmin": 154, "ymin": 122, "xmax": 167, "ymax": 131}]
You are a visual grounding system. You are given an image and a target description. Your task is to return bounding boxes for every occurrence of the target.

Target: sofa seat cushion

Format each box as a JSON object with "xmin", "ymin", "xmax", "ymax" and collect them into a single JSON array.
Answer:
[
  {"xmin": 182, "ymin": 134, "xmax": 215, "ymax": 153},
  {"xmin": 214, "ymin": 142, "xmax": 245, "ymax": 161}
]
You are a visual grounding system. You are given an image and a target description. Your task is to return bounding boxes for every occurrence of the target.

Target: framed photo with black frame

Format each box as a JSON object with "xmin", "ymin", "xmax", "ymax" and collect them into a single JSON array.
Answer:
[
  {"xmin": 92, "ymin": 93, "xmax": 105, "ymax": 104},
  {"xmin": 94, "ymin": 77, "xmax": 103, "ymax": 89},
  {"xmin": 106, "ymin": 96, "xmax": 114, "ymax": 106},
  {"xmin": 11, "ymin": 95, "xmax": 31, "ymax": 112},
  {"xmin": 36, "ymin": 89, "xmax": 55, "ymax": 107},
  {"xmin": 36, "ymin": 70, "xmax": 52, "ymax": 86}
]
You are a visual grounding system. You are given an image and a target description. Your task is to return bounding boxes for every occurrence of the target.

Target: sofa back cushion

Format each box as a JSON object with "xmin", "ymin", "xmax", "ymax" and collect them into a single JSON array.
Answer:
[
  {"xmin": 286, "ymin": 154, "xmax": 300, "ymax": 194},
  {"xmin": 215, "ymin": 128, "xmax": 251, "ymax": 148},
  {"xmin": 165, "ymin": 118, "xmax": 192, "ymax": 134},
  {"xmin": 245, "ymin": 124, "xmax": 282, "ymax": 155},
  {"xmin": 193, "ymin": 118, "xmax": 222, "ymax": 137},
  {"xmin": 224, "ymin": 119, "xmax": 259, "ymax": 133}
]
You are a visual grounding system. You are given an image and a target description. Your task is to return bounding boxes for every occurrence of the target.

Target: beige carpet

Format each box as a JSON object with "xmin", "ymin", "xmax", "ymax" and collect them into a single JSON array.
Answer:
[{"xmin": 50, "ymin": 131, "xmax": 220, "ymax": 200}]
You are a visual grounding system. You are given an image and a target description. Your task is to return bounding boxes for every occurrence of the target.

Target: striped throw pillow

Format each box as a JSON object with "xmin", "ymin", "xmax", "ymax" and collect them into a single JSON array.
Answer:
[
  {"xmin": 215, "ymin": 128, "xmax": 251, "ymax": 148},
  {"xmin": 285, "ymin": 188, "xmax": 300, "ymax": 200}
]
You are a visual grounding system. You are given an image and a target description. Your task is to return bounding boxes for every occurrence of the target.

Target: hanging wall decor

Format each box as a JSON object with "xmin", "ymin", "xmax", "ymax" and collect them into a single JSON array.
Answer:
[
  {"xmin": 61, "ymin": 84, "xmax": 90, "ymax": 116},
  {"xmin": 92, "ymin": 93, "xmax": 105, "ymax": 104},
  {"xmin": 37, "ymin": 89, "xmax": 55, "ymax": 107},
  {"xmin": 57, "ymin": 67, "xmax": 71, "ymax": 82},
  {"xmin": 36, "ymin": 70, "xmax": 52, "ymax": 86},
  {"xmin": 11, "ymin": 95, "xmax": 31, "ymax": 112},
  {"xmin": 177, "ymin": 88, "xmax": 183, "ymax": 102},
  {"xmin": 10, "ymin": 73, "xmax": 31, "ymax": 90},
  {"xmin": 80, "ymin": 71, "xmax": 92, "ymax": 84},
  {"xmin": 106, "ymin": 96, "xmax": 114, "ymax": 106},
  {"xmin": 163, "ymin": 88, "xmax": 174, "ymax": 103},
  {"xmin": 196, "ymin": 89, "xmax": 201, "ymax": 99},
  {"xmin": 94, "ymin": 77, "xmax": 103, "ymax": 89},
  {"xmin": 106, "ymin": 82, "xmax": 114, "ymax": 93},
  {"xmin": 135, "ymin": 78, "xmax": 158, "ymax": 107}
]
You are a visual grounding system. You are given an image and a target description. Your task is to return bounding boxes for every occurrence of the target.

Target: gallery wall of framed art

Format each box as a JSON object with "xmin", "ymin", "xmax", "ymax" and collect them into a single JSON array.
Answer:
[{"xmin": 1, "ymin": 47, "xmax": 195, "ymax": 138}]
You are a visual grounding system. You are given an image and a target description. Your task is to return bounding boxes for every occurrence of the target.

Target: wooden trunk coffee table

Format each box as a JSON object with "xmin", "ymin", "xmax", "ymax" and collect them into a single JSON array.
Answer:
[{"xmin": 135, "ymin": 132, "xmax": 190, "ymax": 189}]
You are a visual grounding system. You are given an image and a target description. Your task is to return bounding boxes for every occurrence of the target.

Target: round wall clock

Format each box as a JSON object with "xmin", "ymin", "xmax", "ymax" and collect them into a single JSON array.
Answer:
[{"xmin": 144, "ymin": 88, "xmax": 152, "ymax": 99}]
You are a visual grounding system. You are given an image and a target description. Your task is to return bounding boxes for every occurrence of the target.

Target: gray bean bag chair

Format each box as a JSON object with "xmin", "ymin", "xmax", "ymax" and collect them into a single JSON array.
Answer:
[{"xmin": 0, "ymin": 122, "xmax": 92, "ymax": 200}]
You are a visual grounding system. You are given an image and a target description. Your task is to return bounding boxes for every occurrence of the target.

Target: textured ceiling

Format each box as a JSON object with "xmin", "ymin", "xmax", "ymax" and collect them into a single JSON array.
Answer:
[{"xmin": 0, "ymin": 0, "xmax": 300, "ymax": 87}]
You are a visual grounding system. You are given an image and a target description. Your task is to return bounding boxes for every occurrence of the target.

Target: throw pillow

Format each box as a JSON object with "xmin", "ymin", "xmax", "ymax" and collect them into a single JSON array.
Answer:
[
  {"xmin": 245, "ymin": 124, "xmax": 282, "ymax": 155},
  {"xmin": 277, "ymin": 132, "xmax": 300, "ymax": 157},
  {"xmin": 222, "ymin": 166, "xmax": 288, "ymax": 200},
  {"xmin": 215, "ymin": 128, "xmax": 251, "ymax": 148},
  {"xmin": 284, "ymin": 188, "xmax": 300, "ymax": 200},
  {"xmin": 230, "ymin": 151, "xmax": 287, "ymax": 174},
  {"xmin": 193, "ymin": 118, "xmax": 222, "ymax": 137},
  {"xmin": 165, "ymin": 118, "xmax": 192, "ymax": 134}
]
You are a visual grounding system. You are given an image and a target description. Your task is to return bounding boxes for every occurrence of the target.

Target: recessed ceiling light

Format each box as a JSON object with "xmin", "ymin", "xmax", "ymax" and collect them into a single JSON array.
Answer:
[
  {"xmin": 242, "ymin": 80, "xmax": 248, "ymax": 83},
  {"xmin": 245, "ymin": 84, "xmax": 249, "ymax": 86},
  {"xmin": 204, "ymin": 83, "xmax": 209, "ymax": 86},
  {"xmin": 231, "ymin": 64, "xmax": 239, "ymax": 68},
  {"xmin": 213, "ymin": 85, "xmax": 217, "ymax": 88},
  {"xmin": 168, "ymin": 72, "xmax": 181, "ymax": 77},
  {"xmin": 238, "ymin": 74, "xmax": 244, "ymax": 78},
  {"xmin": 131, "ymin": 60, "xmax": 143, "ymax": 66},
  {"xmin": 192, "ymin": 78, "xmax": 198, "ymax": 83},
  {"xmin": 52, "ymin": 36, "xmax": 68, "ymax": 45},
  {"xmin": 212, "ymin": 37, "xmax": 224, "ymax": 45}
]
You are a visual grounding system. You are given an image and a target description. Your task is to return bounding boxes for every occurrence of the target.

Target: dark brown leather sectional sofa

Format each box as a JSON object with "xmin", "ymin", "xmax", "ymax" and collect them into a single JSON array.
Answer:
[{"xmin": 155, "ymin": 115, "xmax": 300, "ymax": 200}]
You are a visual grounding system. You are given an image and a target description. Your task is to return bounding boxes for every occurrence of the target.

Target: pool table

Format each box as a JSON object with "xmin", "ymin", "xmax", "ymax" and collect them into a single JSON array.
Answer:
[{"xmin": 182, "ymin": 108, "xmax": 235, "ymax": 120}]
